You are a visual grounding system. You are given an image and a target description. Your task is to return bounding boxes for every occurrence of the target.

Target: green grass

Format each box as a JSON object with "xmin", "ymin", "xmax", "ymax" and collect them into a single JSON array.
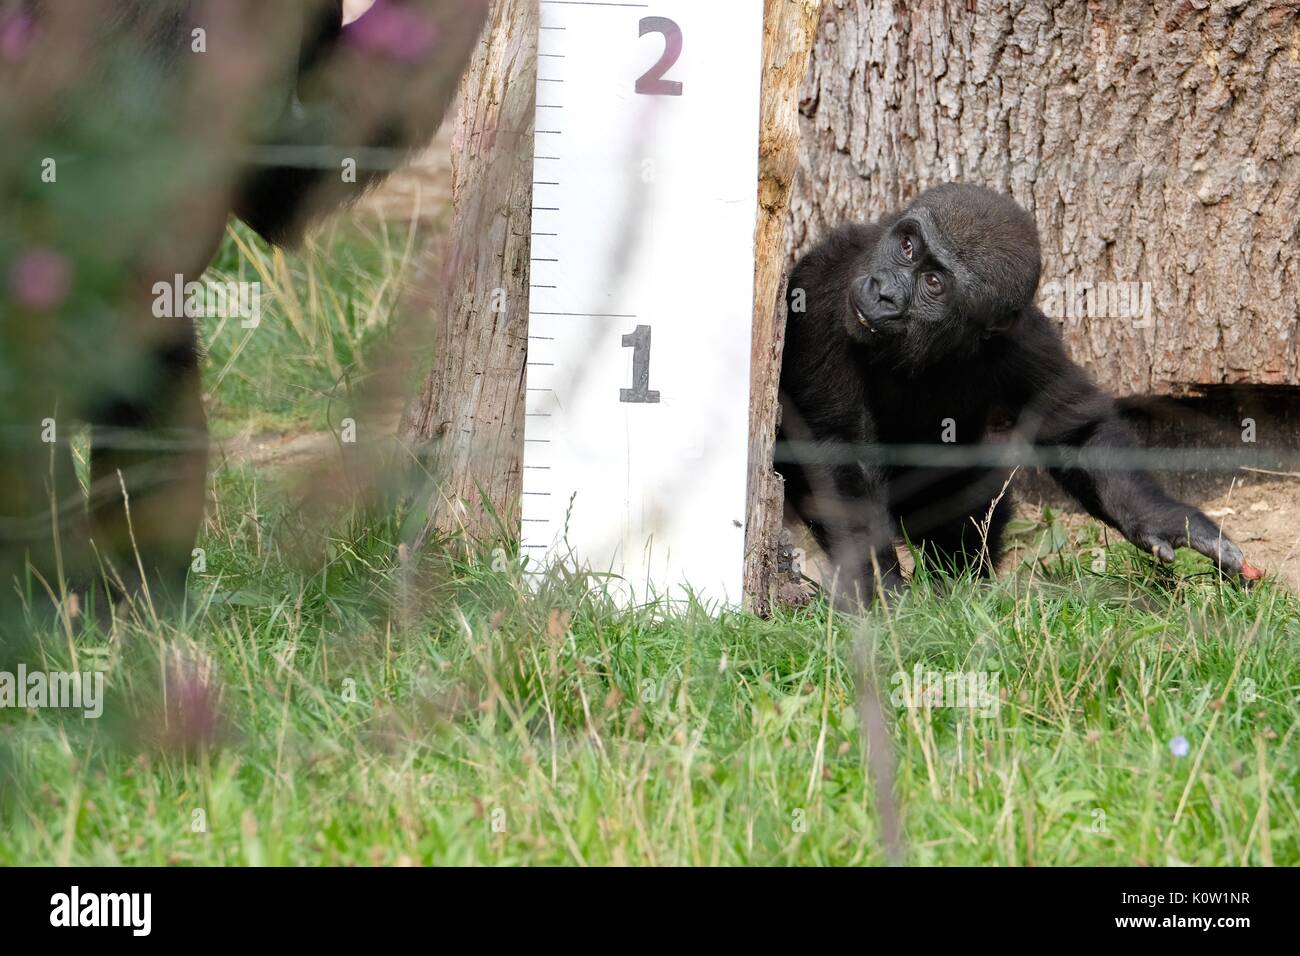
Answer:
[
  {"xmin": 0, "ymin": 225, "xmax": 1296, "ymax": 866},
  {"xmin": 201, "ymin": 217, "xmax": 430, "ymax": 437}
]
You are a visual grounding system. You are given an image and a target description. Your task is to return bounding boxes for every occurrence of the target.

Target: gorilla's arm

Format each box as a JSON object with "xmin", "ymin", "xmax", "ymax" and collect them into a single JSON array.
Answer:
[
  {"xmin": 1001, "ymin": 310, "xmax": 1250, "ymax": 578},
  {"xmin": 779, "ymin": 226, "xmax": 904, "ymax": 605},
  {"xmin": 779, "ymin": 399, "xmax": 904, "ymax": 606}
]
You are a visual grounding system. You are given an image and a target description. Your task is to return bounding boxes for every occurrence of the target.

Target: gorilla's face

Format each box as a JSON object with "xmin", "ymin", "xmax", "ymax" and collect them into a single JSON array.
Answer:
[
  {"xmin": 847, "ymin": 210, "xmax": 961, "ymax": 347},
  {"xmin": 845, "ymin": 184, "xmax": 1042, "ymax": 371}
]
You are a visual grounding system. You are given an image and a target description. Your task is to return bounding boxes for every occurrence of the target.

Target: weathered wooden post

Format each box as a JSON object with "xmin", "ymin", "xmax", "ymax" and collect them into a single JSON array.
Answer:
[
  {"xmin": 743, "ymin": 0, "xmax": 823, "ymax": 615},
  {"xmin": 401, "ymin": 0, "xmax": 537, "ymax": 541}
]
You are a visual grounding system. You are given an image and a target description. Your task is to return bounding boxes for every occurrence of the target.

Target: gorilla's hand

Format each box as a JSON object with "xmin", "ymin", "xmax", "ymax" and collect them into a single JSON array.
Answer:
[{"xmin": 1128, "ymin": 505, "xmax": 1262, "ymax": 582}]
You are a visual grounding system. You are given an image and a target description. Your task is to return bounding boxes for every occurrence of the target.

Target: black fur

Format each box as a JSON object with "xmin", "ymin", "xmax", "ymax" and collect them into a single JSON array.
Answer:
[
  {"xmin": 777, "ymin": 183, "xmax": 1246, "ymax": 607},
  {"xmin": 231, "ymin": 0, "xmax": 348, "ymax": 246}
]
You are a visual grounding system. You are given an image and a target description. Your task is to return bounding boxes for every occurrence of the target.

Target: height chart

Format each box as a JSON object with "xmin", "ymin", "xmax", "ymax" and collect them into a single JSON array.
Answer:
[{"xmin": 521, "ymin": 0, "xmax": 764, "ymax": 606}]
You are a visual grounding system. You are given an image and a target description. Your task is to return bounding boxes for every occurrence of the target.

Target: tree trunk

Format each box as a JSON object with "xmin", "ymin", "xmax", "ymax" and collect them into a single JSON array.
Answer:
[
  {"xmin": 400, "ymin": 0, "xmax": 536, "ymax": 541},
  {"xmin": 791, "ymin": 0, "xmax": 1300, "ymax": 397},
  {"xmin": 745, "ymin": 0, "xmax": 825, "ymax": 616}
]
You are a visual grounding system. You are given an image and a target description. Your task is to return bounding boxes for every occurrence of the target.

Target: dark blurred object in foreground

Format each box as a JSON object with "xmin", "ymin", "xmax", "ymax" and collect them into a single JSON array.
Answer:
[{"xmin": 0, "ymin": 0, "xmax": 485, "ymax": 644}]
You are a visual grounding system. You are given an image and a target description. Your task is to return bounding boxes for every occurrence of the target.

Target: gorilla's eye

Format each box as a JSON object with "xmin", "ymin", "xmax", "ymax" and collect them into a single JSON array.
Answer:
[
  {"xmin": 900, "ymin": 235, "xmax": 914, "ymax": 260},
  {"xmin": 924, "ymin": 272, "xmax": 944, "ymax": 295}
]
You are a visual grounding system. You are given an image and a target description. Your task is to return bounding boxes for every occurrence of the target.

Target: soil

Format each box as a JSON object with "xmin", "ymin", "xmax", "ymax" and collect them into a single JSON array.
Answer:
[{"xmin": 212, "ymin": 428, "xmax": 338, "ymax": 472}]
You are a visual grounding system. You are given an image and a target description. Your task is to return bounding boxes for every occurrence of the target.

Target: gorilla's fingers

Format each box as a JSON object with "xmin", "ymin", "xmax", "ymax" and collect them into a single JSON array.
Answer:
[
  {"xmin": 1149, "ymin": 541, "xmax": 1176, "ymax": 564},
  {"xmin": 1185, "ymin": 515, "xmax": 1245, "ymax": 578},
  {"xmin": 1138, "ymin": 513, "xmax": 1258, "ymax": 584}
]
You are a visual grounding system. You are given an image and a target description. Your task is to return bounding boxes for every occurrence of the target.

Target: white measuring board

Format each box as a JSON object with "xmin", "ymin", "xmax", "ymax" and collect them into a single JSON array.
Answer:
[{"xmin": 522, "ymin": 1, "xmax": 764, "ymax": 607}]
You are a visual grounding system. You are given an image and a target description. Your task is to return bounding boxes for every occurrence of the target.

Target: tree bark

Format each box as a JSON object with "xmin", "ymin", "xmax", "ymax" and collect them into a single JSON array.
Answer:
[
  {"xmin": 791, "ymin": 0, "xmax": 1300, "ymax": 397},
  {"xmin": 400, "ymin": 0, "xmax": 536, "ymax": 541},
  {"xmin": 745, "ymin": 0, "xmax": 825, "ymax": 616}
]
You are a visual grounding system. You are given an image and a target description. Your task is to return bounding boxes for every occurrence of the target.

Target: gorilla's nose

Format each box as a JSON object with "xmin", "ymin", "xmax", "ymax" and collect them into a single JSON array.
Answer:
[
  {"xmin": 860, "ymin": 273, "xmax": 903, "ymax": 318},
  {"xmin": 869, "ymin": 273, "xmax": 900, "ymax": 307}
]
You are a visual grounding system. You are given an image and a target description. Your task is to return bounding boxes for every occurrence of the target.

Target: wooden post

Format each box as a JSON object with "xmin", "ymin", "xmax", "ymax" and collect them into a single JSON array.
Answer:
[
  {"xmin": 743, "ymin": 0, "xmax": 823, "ymax": 616},
  {"xmin": 400, "ymin": 0, "xmax": 537, "ymax": 542}
]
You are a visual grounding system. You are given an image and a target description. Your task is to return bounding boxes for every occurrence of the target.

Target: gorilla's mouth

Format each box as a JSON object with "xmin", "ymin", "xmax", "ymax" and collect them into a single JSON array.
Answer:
[{"xmin": 852, "ymin": 301, "xmax": 878, "ymax": 334}]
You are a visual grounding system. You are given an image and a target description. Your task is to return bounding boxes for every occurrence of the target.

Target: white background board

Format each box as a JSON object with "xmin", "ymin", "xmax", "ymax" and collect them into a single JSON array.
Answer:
[{"xmin": 522, "ymin": 0, "xmax": 764, "ymax": 606}]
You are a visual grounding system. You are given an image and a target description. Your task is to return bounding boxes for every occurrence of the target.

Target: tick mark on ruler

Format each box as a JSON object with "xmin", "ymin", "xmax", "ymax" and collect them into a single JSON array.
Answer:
[{"xmin": 530, "ymin": 312, "xmax": 637, "ymax": 318}]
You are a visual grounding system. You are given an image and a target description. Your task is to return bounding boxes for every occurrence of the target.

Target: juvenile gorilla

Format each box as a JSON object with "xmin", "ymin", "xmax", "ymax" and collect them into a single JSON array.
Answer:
[{"xmin": 777, "ymin": 183, "xmax": 1257, "ymax": 606}]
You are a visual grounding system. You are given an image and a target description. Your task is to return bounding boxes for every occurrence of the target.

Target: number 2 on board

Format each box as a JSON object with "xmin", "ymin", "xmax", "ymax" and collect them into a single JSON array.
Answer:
[{"xmin": 636, "ymin": 17, "xmax": 683, "ymax": 96}]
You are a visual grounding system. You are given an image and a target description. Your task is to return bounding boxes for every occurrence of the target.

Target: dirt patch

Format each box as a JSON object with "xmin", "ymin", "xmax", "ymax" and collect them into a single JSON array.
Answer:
[
  {"xmin": 1200, "ymin": 478, "xmax": 1300, "ymax": 590},
  {"xmin": 213, "ymin": 429, "xmax": 338, "ymax": 472}
]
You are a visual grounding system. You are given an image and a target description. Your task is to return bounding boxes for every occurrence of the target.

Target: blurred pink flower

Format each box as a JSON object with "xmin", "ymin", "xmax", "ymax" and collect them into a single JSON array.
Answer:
[
  {"xmin": 9, "ymin": 247, "xmax": 71, "ymax": 310},
  {"xmin": 345, "ymin": 0, "xmax": 441, "ymax": 61},
  {"xmin": 0, "ymin": 10, "xmax": 37, "ymax": 62},
  {"xmin": 149, "ymin": 653, "xmax": 226, "ymax": 755}
]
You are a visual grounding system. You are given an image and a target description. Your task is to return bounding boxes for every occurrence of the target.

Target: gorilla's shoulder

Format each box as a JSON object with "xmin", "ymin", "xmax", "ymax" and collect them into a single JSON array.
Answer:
[
  {"xmin": 1015, "ymin": 305, "xmax": 1066, "ymax": 346},
  {"xmin": 988, "ymin": 305, "xmax": 1092, "ymax": 398}
]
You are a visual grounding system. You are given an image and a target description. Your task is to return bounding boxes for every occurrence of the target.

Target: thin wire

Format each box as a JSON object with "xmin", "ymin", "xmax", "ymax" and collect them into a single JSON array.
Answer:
[{"xmin": 774, "ymin": 440, "xmax": 1300, "ymax": 473}]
